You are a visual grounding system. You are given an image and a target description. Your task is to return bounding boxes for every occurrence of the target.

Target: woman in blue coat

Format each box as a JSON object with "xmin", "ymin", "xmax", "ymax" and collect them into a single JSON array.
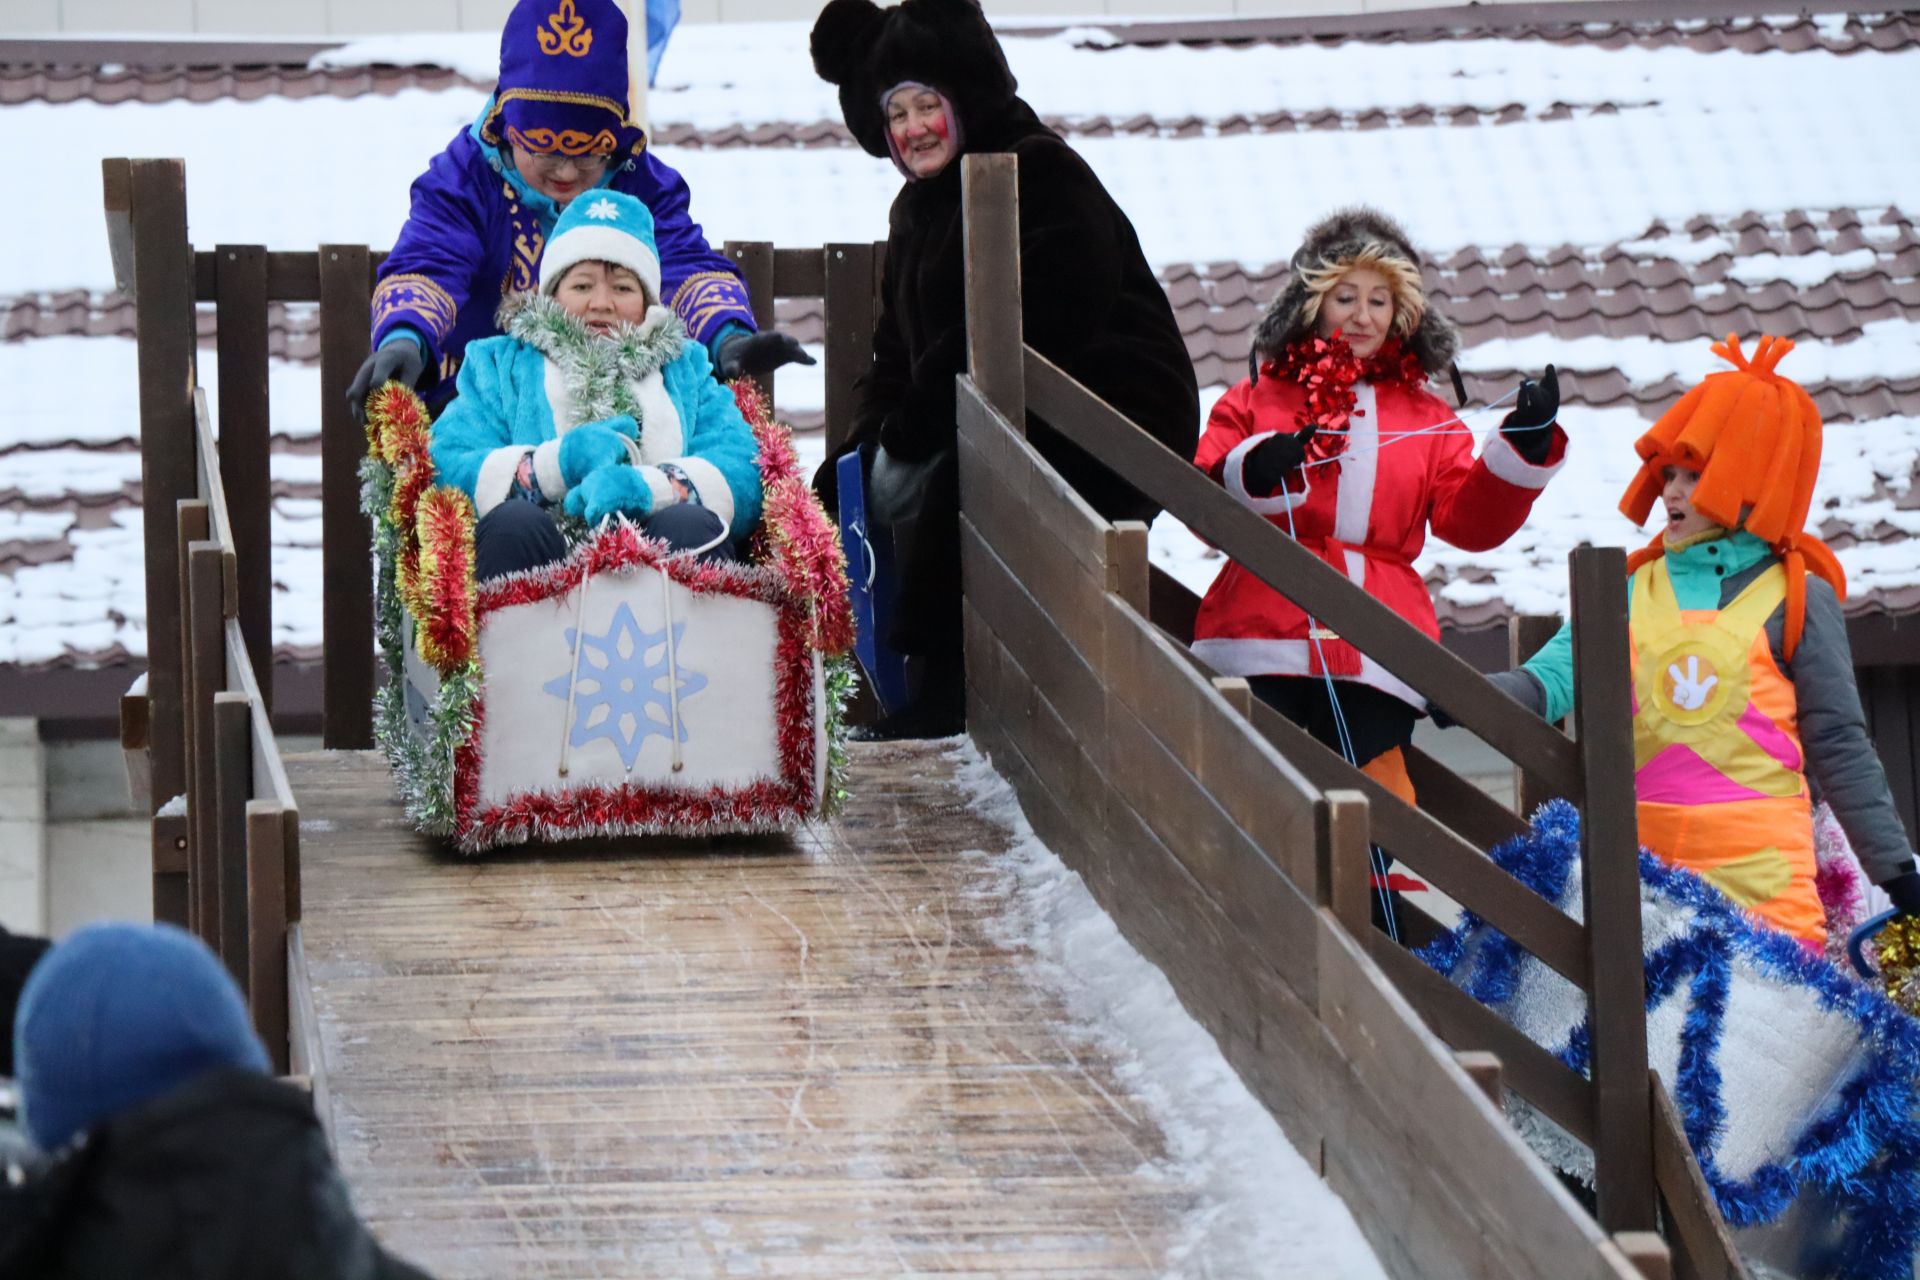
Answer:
[
  {"xmin": 430, "ymin": 190, "xmax": 763, "ymax": 579},
  {"xmin": 348, "ymin": 0, "xmax": 809, "ymax": 418}
]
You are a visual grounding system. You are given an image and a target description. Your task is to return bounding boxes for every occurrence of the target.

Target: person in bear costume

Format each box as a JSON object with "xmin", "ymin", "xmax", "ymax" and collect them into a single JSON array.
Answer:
[{"xmin": 810, "ymin": 0, "xmax": 1200, "ymax": 739}]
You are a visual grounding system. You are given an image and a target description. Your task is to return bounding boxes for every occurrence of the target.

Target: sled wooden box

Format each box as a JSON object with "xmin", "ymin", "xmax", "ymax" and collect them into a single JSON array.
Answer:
[
  {"xmin": 363, "ymin": 381, "xmax": 853, "ymax": 855},
  {"xmin": 403, "ymin": 526, "xmax": 831, "ymax": 852}
]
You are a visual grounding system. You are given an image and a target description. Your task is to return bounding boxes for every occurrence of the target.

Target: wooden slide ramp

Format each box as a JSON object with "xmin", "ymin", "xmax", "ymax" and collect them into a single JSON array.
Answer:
[{"xmin": 288, "ymin": 744, "xmax": 1206, "ymax": 1279}]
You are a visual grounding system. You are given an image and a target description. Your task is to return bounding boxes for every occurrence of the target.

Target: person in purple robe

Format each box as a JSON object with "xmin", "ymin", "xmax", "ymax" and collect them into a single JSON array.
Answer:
[{"xmin": 347, "ymin": 0, "xmax": 811, "ymax": 420}]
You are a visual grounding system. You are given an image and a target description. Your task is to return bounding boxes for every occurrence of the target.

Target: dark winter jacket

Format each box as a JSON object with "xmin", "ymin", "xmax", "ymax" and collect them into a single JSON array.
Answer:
[
  {"xmin": 1495, "ymin": 533, "xmax": 1916, "ymax": 885},
  {"xmin": 808, "ymin": 0, "xmax": 1200, "ymax": 523},
  {"xmin": 0, "ymin": 1069, "xmax": 431, "ymax": 1280}
]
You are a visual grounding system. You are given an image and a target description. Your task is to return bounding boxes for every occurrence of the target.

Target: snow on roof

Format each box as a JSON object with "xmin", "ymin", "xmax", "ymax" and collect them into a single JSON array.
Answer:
[{"xmin": 3, "ymin": 10, "xmax": 1919, "ymax": 669}]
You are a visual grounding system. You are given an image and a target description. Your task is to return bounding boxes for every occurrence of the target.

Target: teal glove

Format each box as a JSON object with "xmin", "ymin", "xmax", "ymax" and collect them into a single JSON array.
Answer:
[
  {"xmin": 565, "ymin": 464, "xmax": 655, "ymax": 527},
  {"xmin": 558, "ymin": 418, "xmax": 636, "ymax": 489}
]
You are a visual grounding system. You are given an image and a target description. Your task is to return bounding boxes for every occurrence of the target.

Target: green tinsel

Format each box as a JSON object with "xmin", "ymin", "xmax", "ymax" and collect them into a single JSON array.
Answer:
[
  {"xmin": 822, "ymin": 655, "xmax": 859, "ymax": 818},
  {"xmin": 363, "ymin": 449, "xmax": 481, "ymax": 834}
]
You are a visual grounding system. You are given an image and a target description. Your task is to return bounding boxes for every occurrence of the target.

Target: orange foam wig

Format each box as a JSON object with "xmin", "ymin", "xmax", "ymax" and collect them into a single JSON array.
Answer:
[{"xmin": 1618, "ymin": 334, "xmax": 1844, "ymax": 658}]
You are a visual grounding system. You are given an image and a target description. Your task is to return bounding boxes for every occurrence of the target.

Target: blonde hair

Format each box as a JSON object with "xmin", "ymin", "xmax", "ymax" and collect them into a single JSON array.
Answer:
[{"xmin": 1297, "ymin": 243, "xmax": 1426, "ymax": 339}]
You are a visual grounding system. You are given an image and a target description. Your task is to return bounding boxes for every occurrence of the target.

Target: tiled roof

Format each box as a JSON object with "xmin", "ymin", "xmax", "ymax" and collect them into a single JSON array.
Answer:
[{"xmin": 5, "ymin": 8, "xmax": 1920, "ymax": 669}]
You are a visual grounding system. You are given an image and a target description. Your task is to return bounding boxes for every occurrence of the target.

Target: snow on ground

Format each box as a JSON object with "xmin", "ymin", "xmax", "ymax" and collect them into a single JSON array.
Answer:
[
  {"xmin": 16, "ymin": 33, "xmax": 1920, "ymax": 292},
  {"xmin": 946, "ymin": 739, "xmax": 1389, "ymax": 1280}
]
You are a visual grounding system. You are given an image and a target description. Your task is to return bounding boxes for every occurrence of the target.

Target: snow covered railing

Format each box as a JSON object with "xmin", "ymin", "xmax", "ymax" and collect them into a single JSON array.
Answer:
[
  {"xmin": 954, "ymin": 151, "xmax": 1744, "ymax": 1280},
  {"xmin": 105, "ymin": 157, "xmax": 301, "ymax": 1073}
]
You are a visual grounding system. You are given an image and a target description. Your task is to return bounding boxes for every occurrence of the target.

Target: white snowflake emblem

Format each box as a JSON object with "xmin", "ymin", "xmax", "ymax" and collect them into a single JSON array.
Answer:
[
  {"xmin": 582, "ymin": 196, "xmax": 621, "ymax": 221},
  {"xmin": 544, "ymin": 602, "xmax": 707, "ymax": 769}
]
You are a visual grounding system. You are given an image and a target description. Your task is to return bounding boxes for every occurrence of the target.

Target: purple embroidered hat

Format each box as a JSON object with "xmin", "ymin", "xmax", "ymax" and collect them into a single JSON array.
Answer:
[{"xmin": 480, "ymin": 0, "xmax": 644, "ymax": 157}]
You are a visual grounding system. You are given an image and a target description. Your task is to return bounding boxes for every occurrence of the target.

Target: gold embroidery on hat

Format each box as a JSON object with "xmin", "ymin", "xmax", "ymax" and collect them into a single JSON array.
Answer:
[
  {"xmin": 538, "ymin": 0, "xmax": 593, "ymax": 56},
  {"xmin": 506, "ymin": 124, "xmax": 619, "ymax": 156}
]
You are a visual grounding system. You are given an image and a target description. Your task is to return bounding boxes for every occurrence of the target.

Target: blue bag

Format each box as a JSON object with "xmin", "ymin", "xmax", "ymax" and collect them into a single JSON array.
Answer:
[{"xmin": 837, "ymin": 451, "xmax": 912, "ymax": 712}]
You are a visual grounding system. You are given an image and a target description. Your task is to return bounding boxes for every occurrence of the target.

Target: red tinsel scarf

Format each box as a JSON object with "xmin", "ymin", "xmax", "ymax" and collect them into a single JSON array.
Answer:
[{"xmin": 1264, "ymin": 333, "xmax": 1428, "ymax": 467}]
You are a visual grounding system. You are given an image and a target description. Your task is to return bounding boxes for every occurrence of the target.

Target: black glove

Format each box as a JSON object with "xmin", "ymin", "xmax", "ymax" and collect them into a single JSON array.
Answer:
[
  {"xmin": 714, "ymin": 330, "xmax": 816, "ymax": 381},
  {"xmin": 1241, "ymin": 425, "xmax": 1317, "ymax": 497},
  {"xmin": 1498, "ymin": 365, "xmax": 1559, "ymax": 465},
  {"xmin": 1882, "ymin": 871, "xmax": 1920, "ymax": 917},
  {"xmin": 876, "ymin": 411, "xmax": 943, "ymax": 465},
  {"xmin": 346, "ymin": 339, "xmax": 428, "ymax": 426}
]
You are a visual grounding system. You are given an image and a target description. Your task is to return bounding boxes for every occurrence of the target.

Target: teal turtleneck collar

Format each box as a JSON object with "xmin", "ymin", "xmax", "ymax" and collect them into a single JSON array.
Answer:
[{"xmin": 1659, "ymin": 528, "xmax": 1775, "ymax": 610}]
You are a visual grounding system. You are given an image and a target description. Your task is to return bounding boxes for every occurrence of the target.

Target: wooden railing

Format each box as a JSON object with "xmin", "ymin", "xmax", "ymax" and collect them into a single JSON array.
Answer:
[
  {"xmin": 161, "ymin": 232, "xmax": 884, "ymax": 749},
  {"xmin": 955, "ymin": 153, "xmax": 1748, "ymax": 1280},
  {"xmin": 107, "ymin": 159, "xmax": 301, "ymax": 1073},
  {"xmin": 104, "ymin": 154, "xmax": 890, "ymax": 1068}
]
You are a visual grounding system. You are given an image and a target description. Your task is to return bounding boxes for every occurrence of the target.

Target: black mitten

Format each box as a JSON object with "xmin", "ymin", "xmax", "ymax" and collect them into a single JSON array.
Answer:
[
  {"xmin": 346, "ymin": 339, "xmax": 428, "ymax": 425},
  {"xmin": 1241, "ymin": 425, "xmax": 1318, "ymax": 496},
  {"xmin": 715, "ymin": 330, "xmax": 816, "ymax": 380},
  {"xmin": 1499, "ymin": 365, "xmax": 1560, "ymax": 464}
]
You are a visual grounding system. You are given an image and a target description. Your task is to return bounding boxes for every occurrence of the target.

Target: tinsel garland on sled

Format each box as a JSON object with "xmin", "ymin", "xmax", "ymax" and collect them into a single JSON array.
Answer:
[
  {"xmin": 1419, "ymin": 800, "xmax": 1920, "ymax": 1280},
  {"xmin": 360, "ymin": 380, "xmax": 856, "ymax": 852}
]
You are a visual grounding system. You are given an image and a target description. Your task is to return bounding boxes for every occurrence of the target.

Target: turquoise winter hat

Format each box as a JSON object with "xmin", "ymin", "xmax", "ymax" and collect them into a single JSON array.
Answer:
[
  {"xmin": 539, "ymin": 189, "xmax": 662, "ymax": 304},
  {"xmin": 13, "ymin": 922, "xmax": 269, "ymax": 1152}
]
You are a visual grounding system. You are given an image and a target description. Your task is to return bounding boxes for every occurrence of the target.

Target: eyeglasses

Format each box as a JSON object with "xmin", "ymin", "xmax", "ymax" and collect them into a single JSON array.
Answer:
[{"xmin": 515, "ymin": 149, "xmax": 613, "ymax": 174}]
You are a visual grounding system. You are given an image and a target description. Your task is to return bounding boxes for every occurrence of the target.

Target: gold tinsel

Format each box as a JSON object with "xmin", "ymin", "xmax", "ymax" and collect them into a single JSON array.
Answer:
[{"xmin": 1872, "ymin": 914, "xmax": 1920, "ymax": 1017}]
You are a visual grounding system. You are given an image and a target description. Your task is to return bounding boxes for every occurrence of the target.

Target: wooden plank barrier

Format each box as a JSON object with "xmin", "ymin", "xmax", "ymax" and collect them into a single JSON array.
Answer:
[
  {"xmin": 113, "ymin": 159, "xmax": 305, "ymax": 1072},
  {"xmin": 954, "ymin": 152, "xmax": 1740, "ymax": 1277},
  {"xmin": 113, "ymin": 156, "xmax": 893, "ymax": 1072}
]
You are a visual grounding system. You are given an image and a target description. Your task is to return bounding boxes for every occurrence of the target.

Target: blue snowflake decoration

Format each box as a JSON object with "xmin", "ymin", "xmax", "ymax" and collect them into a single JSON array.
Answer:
[{"xmin": 543, "ymin": 601, "xmax": 707, "ymax": 769}]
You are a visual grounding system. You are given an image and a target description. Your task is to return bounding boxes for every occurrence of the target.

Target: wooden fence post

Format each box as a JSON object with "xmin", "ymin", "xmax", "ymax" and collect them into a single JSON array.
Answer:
[
  {"xmin": 723, "ymin": 240, "xmax": 776, "ymax": 407},
  {"xmin": 186, "ymin": 538, "xmax": 226, "ymax": 946},
  {"xmin": 121, "ymin": 159, "xmax": 197, "ymax": 920},
  {"xmin": 1319, "ymin": 789, "xmax": 1372, "ymax": 935},
  {"xmin": 318, "ymin": 246, "xmax": 374, "ymax": 749},
  {"xmin": 212, "ymin": 692, "xmax": 252, "ymax": 987},
  {"xmin": 1106, "ymin": 520, "xmax": 1150, "ymax": 616},
  {"xmin": 961, "ymin": 153, "xmax": 1024, "ymax": 429},
  {"xmin": 216, "ymin": 245, "xmax": 275, "ymax": 715},
  {"xmin": 247, "ymin": 801, "xmax": 291, "ymax": 1073},
  {"xmin": 1510, "ymin": 612, "xmax": 1564, "ymax": 818},
  {"xmin": 1570, "ymin": 544, "xmax": 1656, "ymax": 1231},
  {"xmin": 823, "ymin": 242, "xmax": 878, "ymax": 457}
]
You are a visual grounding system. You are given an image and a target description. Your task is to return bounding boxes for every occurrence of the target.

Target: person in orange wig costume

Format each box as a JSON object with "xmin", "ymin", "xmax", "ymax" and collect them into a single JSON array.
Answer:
[{"xmin": 1469, "ymin": 334, "xmax": 1920, "ymax": 946}]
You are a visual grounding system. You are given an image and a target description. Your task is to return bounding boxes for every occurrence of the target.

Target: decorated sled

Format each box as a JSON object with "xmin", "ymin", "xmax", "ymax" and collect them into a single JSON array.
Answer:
[
  {"xmin": 1425, "ymin": 802, "xmax": 1920, "ymax": 1280},
  {"xmin": 361, "ymin": 381, "xmax": 855, "ymax": 853}
]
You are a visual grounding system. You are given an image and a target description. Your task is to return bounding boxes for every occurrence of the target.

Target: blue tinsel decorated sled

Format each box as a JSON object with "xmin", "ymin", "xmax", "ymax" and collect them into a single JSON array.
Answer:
[{"xmin": 1423, "ymin": 800, "xmax": 1920, "ymax": 1280}]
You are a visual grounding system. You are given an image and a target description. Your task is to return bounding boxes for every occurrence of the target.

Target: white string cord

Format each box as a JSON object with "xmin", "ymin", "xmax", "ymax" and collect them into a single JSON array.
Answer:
[
  {"xmin": 657, "ymin": 564, "xmax": 685, "ymax": 774},
  {"xmin": 558, "ymin": 566, "xmax": 592, "ymax": 779}
]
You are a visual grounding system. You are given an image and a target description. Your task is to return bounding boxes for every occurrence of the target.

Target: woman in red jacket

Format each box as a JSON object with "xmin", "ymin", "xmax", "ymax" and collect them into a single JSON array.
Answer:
[{"xmin": 1194, "ymin": 208, "xmax": 1565, "ymax": 801}]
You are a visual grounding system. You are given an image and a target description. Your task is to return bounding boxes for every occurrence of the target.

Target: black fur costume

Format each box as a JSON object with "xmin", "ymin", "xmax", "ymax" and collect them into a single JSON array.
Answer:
[{"xmin": 810, "ymin": 0, "xmax": 1198, "ymax": 665}]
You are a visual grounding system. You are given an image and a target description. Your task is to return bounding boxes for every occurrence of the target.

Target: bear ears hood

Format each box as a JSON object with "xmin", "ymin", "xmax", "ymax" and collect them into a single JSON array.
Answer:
[
  {"xmin": 811, "ymin": 0, "xmax": 1020, "ymax": 159},
  {"xmin": 1252, "ymin": 206, "xmax": 1460, "ymax": 377}
]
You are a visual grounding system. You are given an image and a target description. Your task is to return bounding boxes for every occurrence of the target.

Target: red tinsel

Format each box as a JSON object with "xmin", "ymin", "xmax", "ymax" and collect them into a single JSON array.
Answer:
[
  {"xmin": 365, "ymin": 380, "xmax": 430, "ymax": 458},
  {"xmin": 733, "ymin": 380, "xmax": 856, "ymax": 655},
  {"xmin": 1263, "ymin": 334, "xmax": 1428, "ymax": 467},
  {"xmin": 414, "ymin": 486, "xmax": 478, "ymax": 671}
]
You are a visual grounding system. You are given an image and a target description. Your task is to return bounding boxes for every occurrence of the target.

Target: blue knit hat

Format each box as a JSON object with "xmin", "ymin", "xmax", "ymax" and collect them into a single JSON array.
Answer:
[
  {"xmin": 539, "ymin": 189, "xmax": 662, "ymax": 303},
  {"xmin": 481, "ymin": 0, "xmax": 643, "ymax": 158},
  {"xmin": 13, "ymin": 922, "xmax": 269, "ymax": 1153}
]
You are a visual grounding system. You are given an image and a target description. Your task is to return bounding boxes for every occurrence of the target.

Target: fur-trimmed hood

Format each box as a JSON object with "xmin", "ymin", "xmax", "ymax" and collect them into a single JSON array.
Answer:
[
  {"xmin": 1252, "ymin": 207, "xmax": 1459, "ymax": 376},
  {"xmin": 810, "ymin": 0, "xmax": 1022, "ymax": 159}
]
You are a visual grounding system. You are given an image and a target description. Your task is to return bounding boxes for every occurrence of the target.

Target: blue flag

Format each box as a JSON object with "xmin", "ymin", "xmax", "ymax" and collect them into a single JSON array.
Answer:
[{"xmin": 645, "ymin": 0, "xmax": 680, "ymax": 86}]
